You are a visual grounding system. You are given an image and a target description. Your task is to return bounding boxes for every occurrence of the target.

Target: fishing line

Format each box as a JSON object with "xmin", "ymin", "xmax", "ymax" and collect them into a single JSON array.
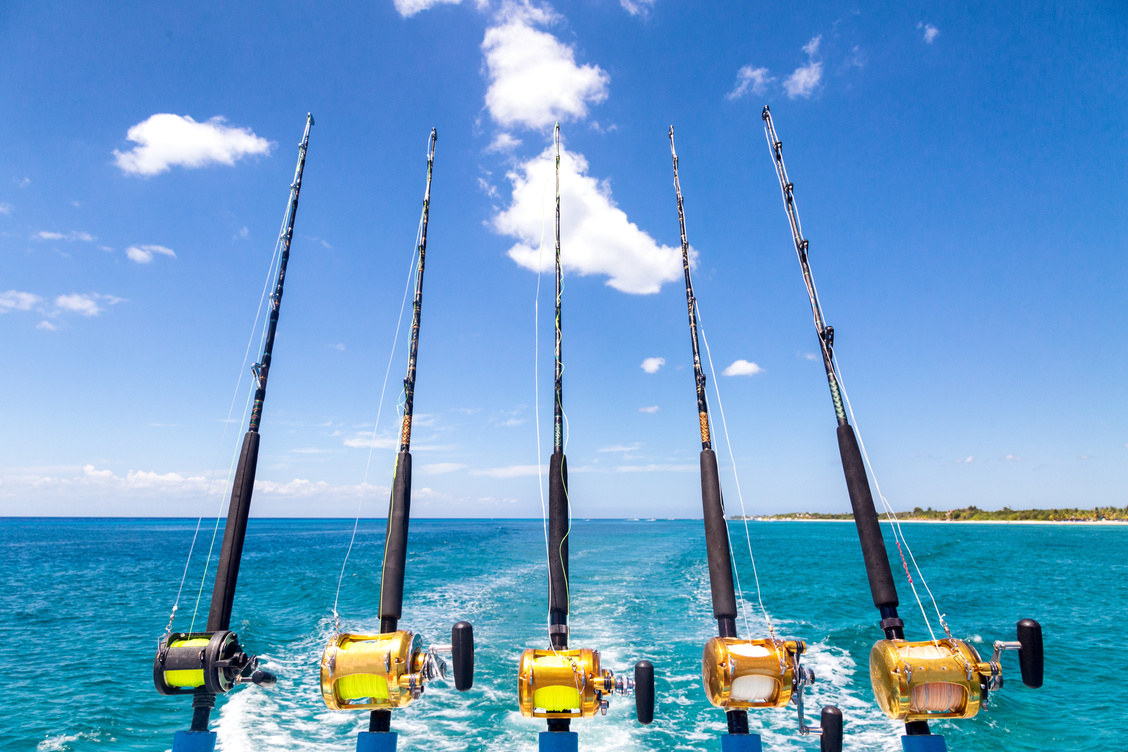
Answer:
[
  {"xmin": 533, "ymin": 168, "xmax": 553, "ymax": 629},
  {"xmin": 171, "ymin": 210, "xmax": 288, "ymax": 635},
  {"xmin": 331, "ymin": 196, "xmax": 425, "ymax": 629},
  {"xmin": 832, "ymin": 356, "xmax": 948, "ymax": 642},
  {"xmin": 695, "ymin": 302, "xmax": 775, "ymax": 640}
]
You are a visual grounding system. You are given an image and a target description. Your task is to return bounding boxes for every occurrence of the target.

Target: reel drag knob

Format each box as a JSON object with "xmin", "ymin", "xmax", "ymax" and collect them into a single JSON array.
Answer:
[
  {"xmin": 1016, "ymin": 619, "xmax": 1043, "ymax": 689},
  {"xmin": 819, "ymin": 706, "xmax": 843, "ymax": 752},
  {"xmin": 634, "ymin": 660, "xmax": 654, "ymax": 725},
  {"xmin": 452, "ymin": 621, "xmax": 474, "ymax": 691}
]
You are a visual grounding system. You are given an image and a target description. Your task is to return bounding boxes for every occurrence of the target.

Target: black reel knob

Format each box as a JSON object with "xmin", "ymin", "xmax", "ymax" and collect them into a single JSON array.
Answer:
[
  {"xmin": 634, "ymin": 660, "xmax": 654, "ymax": 725},
  {"xmin": 452, "ymin": 621, "xmax": 474, "ymax": 691},
  {"xmin": 1017, "ymin": 618, "xmax": 1043, "ymax": 689},
  {"xmin": 820, "ymin": 706, "xmax": 843, "ymax": 752}
]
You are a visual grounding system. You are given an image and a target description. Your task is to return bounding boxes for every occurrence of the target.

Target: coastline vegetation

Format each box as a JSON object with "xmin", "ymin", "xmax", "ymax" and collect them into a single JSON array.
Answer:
[{"xmin": 740, "ymin": 506, "xmax": 1128, "ymax": 522}]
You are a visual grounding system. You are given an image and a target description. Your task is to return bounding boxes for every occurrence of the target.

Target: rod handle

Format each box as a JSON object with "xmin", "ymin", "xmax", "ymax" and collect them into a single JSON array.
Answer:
[
  {"xmin": 820, "ymin": 706, "xmax": 843, "ymax": 752},
  {"xmin": 634, "ymin": 660, "xmax": 654, "ymax": 724},
  {"xmin": 1017, "ymin": 618, "xmax": 1043, "ymax": 689},
  {"xmin": 452, "ymin": 621, "xmax": 474, "ymax": 691}
]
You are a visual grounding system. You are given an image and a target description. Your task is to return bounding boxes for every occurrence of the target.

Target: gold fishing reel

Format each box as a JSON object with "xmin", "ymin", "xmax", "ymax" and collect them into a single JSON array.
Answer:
[
  {"xmin": 869, "ymin": 619, "xmax": 1044, "ymax": 722},
  {"xmin": 518, "ymin": 648, "xmax": 653, "ymax": 721},
  {"xmin": 703, "ymin": 636, "xmax": 843, "ymax": 749},
  {"xmin": 153, "ymin": 630, "xmax": 275, "ymax": 696},
  {"xmin": 320, "ymin": 622, "xmax": 474, "ymax": 711}
]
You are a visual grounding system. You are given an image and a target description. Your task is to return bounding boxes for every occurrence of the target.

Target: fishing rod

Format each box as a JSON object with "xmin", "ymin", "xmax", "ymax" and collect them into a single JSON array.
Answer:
[
  {"xmin": 668, "ymin": 126, "xmax": 842, "ymax": 752},
  {"xmin": 319, "ymin": 128, "xmax": 473, "ymax": 752},
  {"xmin": 153, "ymin": 113, "xmax": 314, "ymax": 752},
  {"xmin": 761, "ymin": 105, "xmax": 1043, "ymax": 752},
  {"xmin": 516, "ymin": 123, "xmax": 654, "ymax": 752}
]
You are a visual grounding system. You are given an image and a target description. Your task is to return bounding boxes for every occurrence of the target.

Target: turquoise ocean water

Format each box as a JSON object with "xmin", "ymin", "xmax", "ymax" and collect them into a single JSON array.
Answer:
[{"xmin": 2, "ymin": 518, "xmax": 1122, "ymax": 752}]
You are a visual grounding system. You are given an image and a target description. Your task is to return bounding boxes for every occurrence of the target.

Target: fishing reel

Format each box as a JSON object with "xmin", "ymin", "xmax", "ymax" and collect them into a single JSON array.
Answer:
[
  {"xmin": 869, "ymin": 619, "xmax": 1043, "ymax": 722},
  {"xmin": 320, "ymin": 621, "xmax": 474, "ymax": 710},
  {"xmin": 153, "ymin": 630, "xmax": 276, "ymax": 695},
  {"xmin": 703, "ymin": 637, "xmax": 843, "ymax": 749},
  {"xmin": 518, "ymin": 648, "xmax": 655, "ymax": 723}
]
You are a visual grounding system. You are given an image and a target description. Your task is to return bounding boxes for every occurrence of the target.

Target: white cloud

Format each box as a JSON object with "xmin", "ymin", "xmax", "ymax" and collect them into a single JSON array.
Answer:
[
  {"xmin": 784, "ymin": 35, "xmax": 823, "ymax": 99},
  {"xmin": 616, "ymin": 463, "xmax": 696, "ymax": 473},
  {"xmin": 482, "ymin": 5, "xmax": 609, "ymax": 129},
  {"xmin": 0, "ymin": 203, "xmax": 11, "ymax": 215},
  {"xmin": 918, "ymin": 22, "xmax": 940, "ymax": 44},
  {"xmin": 421, "ymin": 463, "xmax": 468, "ymax": 475},
  {"xmin": 471, "ymin": 464, "xmax": 546, "ymax": 478},
  {"xmin": 16, "ymin": 177, "xmax": 30, "ymax": 188},
  {"xmin": 619, "ymin": 0, "xmax": 655, "ymax": 16},
  {"xmin": 599, "ymin": 443, "xmax": 640, "ymax": 453},
  {"xmin": 477, "ymin": 176, "xmax": 500, "ymax": 199},
  {"xmin": 494, "ymin": 144, "xmax": 682, "ymax": 294},
  {"xmin": 0, "ymin": 290, "xmax": 41, "ymax": 313},
  {"xmin": 235, "ymin": 226, "xmax": 250, "ymax": 240},
  {"xmin": 1004, "ymin": 454, "xmax": 1023, "ymax": 461},
  {"xmin": 114, "ymin": 114, "xmax": 272, "ymax": 177},
  {"xmin": 54, "ymin": 293, "xmax": 122, "ymax": 317},
  {"xmin": 722, "ymin": 359, "xmax": 764, "ymax": 376},
  {"xmin": 639, "ymin": 405, "xmax": 660, "ymax": 413},
  {"xmin": 641, "ymin": 356, "xmax": 666, "ymax": 373},
  {"xmin": 329, "ymin": 342, "xmax": 346, "ymax": 351},
  {"xmin": 34, "ymin": 230, "xmax": 95, "ymax": 242},
  {"xmin": 394, "ymin": 0, "xmax": 462, "ymax": 17},
  {"xmin": 485, "ymin": 133, "xmax": 523, "ymax": 153},
  {"xmin": 37, "ymin": 320, "xmax": 59, "ymax": 331},
  {"xmin": 343, "ymin": 434, "xmax": 398, "ymax": 449},
  {"xmin": 727, "ymin": 66, "xmax": 774, "ymax": 101},
  {"xmin": 125, "ymin": 244, "xmax": 176, "ymax": 264}
]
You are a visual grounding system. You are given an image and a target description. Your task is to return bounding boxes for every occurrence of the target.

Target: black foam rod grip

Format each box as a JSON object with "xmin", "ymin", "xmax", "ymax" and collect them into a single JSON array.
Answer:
[
  {"xmin": 452, "ymin": 621, "xmax": 474, "ymax": 691},
  {"xmin": 820, "ymin": 706, "xmax": 843, "ymax": 752},
  {"xmin": 208, "ymin": 430, "xmax": 261, "ymax": 631},
  {"xmin": 836, "ymin": 424, "xmax": 899, "ymax": 610},
  {"xmin": 1017, "ymin": 618, "xmax": 1043, "ymax": 689},
  {"xmin": 700, "ymin": 450, "xmax": 738, "ymax": 624},
  {"xmin": 548, "ymin": 451, "xmax": 569, "ymax": 622},
  {"xmin": 634, "ymin": 660, "xmax": 654, "ymax": 725},
  {"xmin": 378, "ymin": 452, "xmax": 412, "ymax": 624}
]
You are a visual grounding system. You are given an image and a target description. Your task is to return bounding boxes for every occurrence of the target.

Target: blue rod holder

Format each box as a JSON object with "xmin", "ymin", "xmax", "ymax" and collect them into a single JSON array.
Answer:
[
  {"xmin": 357, "ymin": 731, "xmax": 398, "ymax": 752},
  {"xmin": 539, "ymin": 731, "xmax": 579, "ymax": 752},
  {"xmin": 171, "ymin": 731, "xmax": 217, "ymax": 752},
  {"xmin": 901, "ymin": 735, "xmax": 948, "ymax": 752},
  {"xmin": 721, "ymin": 734, "xmax": 763, "ymax": 752}
]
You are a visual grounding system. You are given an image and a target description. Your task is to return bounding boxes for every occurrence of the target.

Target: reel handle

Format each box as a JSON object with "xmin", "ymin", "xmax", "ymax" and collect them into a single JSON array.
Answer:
[
  {"xmin": 452, "ymin": 621, "xmax": 474, "ymax": 691},
  {"xmin": 819, "ymin": 706, "xmax": 843, "ymax": 752},
  {"xmin": 634, "ymin": 660, "xmax": 654, "ymax": 725},
  {"xmin": 1017, "ymin": 618, "xmax": 1043, "ymax": 689}
]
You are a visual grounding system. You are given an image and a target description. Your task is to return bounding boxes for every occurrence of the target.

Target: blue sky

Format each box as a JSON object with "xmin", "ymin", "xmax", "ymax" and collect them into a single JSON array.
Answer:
[{"xmin": 1, "ymin": 0, "xmax": 1124, "ymax": 517}]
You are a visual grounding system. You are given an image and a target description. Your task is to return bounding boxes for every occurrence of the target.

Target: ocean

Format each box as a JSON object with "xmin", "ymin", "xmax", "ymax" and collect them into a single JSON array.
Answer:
[{"xmin": 1, "ymin": 518, "xmax": 1121, "ymax": 752}]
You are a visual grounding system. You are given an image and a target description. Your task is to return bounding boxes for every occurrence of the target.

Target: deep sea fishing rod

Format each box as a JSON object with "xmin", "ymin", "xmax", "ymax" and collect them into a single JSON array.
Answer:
[
  {"xmin": 668, "ymin": 126, "xmax": 842, "ymax": 752},
  {"xmin": 319, "ymin": 128, "xmax": 473, "ymax": 752},
  {"xmin": 516, "ymin": 123, "xmax": 654, "ymax": 752},
  {"xmin": 761, "ymin": 106, "xmax": 1043, "ymax": 752},
  {"xmin": 153, "ymin": 113, "xmax": 314, "ymax": 752}
]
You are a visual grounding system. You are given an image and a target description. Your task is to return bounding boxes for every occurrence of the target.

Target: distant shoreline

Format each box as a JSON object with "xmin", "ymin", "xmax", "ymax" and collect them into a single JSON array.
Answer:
[{"xmin": 738, "ymin": 517, "xmax": 1127, "ymax": 525}]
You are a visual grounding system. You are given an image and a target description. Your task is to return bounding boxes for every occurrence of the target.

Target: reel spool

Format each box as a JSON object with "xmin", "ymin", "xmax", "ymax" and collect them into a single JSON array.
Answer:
[
  {"xmin": 153, "ymin": 630, "xmax": 274, "ymax": 696},
  {"xmin": 518, "ymin": 648, "xmax": 653, "ymax": 722},
  {"xmin": 869, "ymin": 619, "xmax": 1044, "ymax": 722},
  {"xmin": 321, "ymin": 622, "xmax": 474, "ymax": 711}
]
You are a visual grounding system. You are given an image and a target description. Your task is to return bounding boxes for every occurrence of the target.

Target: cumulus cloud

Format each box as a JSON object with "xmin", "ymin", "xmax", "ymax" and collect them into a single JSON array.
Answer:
[
  {"xmin": 471, "ymin": 464, "xmax": 546, "ymax": 478},
  {"xmin": 918, "ymin": 22, "xmax": 939, "ymax": 44},
  {"xmin": 126, "ymin": 244, "xmax": 177, "ymax": 264},
  {"xmin": 54, "ymin": 293, "xmax": 122, "ymax": 317},
  {"xmin": 485, "ymin": 132, "xmax": 523, "ymax": 153},
  {"xmin": 421, "ymin": 463, "xmax": 468, "ymax": 475},
  {"xmin": 394, "ymin": 0, "xmax": 462, "ymax": 17},
  {"xmin": 639, "ymin": 405, "xmax": 660, "ymax": 413},
  {"xmin": 482, "ymin": 3, "xmax": 609, "ymax": 129},
  {"xmin": 494, "ymin": 144, "xmax": 682, "ymax": 294},
  {"xmin": 727, "ymin": 66, "xmax": 774, "ymax": 100},
  {"xmin": 783, "ymin": 35, "xmax": 823, "ymax": 99},
  {"xmin": 619, "ymin": 0, "xmax": 655, "ymax": 15},
  {"xmin": 0, "ymin": 203, "xmax": 11, "ymax": 215},
  {"xmin": 722, "ymin": 359, "xmax": 764, "ymax": 376},
  {"xmin": 114, "ymin": 114, "xmax": 271, "ymax": 176},
  {"xmin": 37, "ymin": 320, "xmax": 59, "ymax": 331},
  {"xmin": 641, "ymin": 357, "xmax": 665, "ymax": 373},
  {"xmin": 343, "ymin": 434, "xmax": 398, "ymax": 449},
  {"xmin": 616, "ymin": 463, "xmax": 696, "ymax": 473},
  {"xmin": 0, "ymin": 290, "xmax": 42, "ymax": 313},
  {"xmin": 34, "ymin": 230, "xmax": 95, "ymax": 242}
]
